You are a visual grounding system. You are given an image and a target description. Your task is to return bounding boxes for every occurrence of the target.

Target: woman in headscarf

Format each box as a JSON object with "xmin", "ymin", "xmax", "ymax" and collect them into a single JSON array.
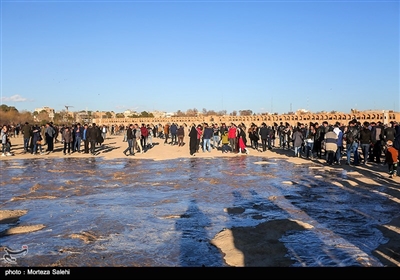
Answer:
[{"xmin": 189, "ymin": 123, "xmax": 198, "ymax": 156}]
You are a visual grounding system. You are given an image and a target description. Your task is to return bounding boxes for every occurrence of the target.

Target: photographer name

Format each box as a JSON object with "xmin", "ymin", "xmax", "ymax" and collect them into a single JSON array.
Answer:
[{"xmin": 27, "ymin": 269, "xmax": 70, "ymax": 275}]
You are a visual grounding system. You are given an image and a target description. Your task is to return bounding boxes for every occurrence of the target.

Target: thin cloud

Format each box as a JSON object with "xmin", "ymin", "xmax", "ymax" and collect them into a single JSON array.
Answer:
[{"xmin": 1, "ymin": 94, "xmax": 28, "ymax": 102}]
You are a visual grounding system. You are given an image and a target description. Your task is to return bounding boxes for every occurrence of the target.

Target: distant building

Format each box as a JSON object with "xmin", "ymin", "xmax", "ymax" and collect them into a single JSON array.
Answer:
[
  {"xmin": 34, "ymin": 106, "xmax": 55, "ymax": 115},
  {"xmin": 34, "ymin": 106, "xmax": 55, "ymax": 122},
  {"xmin": 151, "ymin": 110, "xmax": 167, "ymax": 118},
  {"xmin": 123, "ymin": 110, "xmax": 138, "ymax": 118}
]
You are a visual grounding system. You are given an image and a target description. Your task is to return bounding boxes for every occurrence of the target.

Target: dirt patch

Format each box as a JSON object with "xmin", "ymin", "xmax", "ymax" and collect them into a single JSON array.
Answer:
[{"xmin": 0, "ymin": 209, "xmax": 28, "ymax": 224}]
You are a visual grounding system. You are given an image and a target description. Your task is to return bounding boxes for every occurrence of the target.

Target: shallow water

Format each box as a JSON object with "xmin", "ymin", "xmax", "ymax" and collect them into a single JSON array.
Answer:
[{"xmin": 0, "ymin": 156, "xmax": 397, "ymax": 267}]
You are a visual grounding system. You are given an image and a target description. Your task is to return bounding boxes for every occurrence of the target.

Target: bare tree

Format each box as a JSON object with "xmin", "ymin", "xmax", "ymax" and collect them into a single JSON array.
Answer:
[
  {"xmin": 186, "ymin": 108, "xmax": 198, "ymax": 117},
  {"xmin": 175, "ymin": 110, "xmax": 185, "ymax": 117},
  {"xmin": 239, "ymin": 110, "xmax": 253, "ymax": 116}
]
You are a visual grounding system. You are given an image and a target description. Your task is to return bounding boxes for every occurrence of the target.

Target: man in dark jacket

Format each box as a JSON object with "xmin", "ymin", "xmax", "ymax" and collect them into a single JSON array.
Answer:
[
  {"xmin": 345, "ymin": 120, "xmax": 360, "ymax": 165},
  {"xmin": 259, "ymin": 123, "xmax": 268, "ymax": 152},
  {"xmin": 123, "ymin": 124, "xmax": 135, "ymax": 156},
  {"xmin": 88, "ymin": 123, "xmax": 100, "ymax": 155},
  {"xmin": 370, "ymin": 121, "xmax": 385, "ymax": 163},
  {"xmin": 314, "ymin": 121, "xmax": 327, "ymax": 158},
  {"xmin": 21, "ymin": 122, "xmax": 31, "ymax": 153},
  {"xmin": 45, "ymin": 122, "xmax": 56, "ymax": 153},
  {"xmin": 384, "ymin": 122, "xmax": 396, "ymax": 143},
  {"xmin": 82, "ymin": 123, "xmax": 90, "ymax": 154}
]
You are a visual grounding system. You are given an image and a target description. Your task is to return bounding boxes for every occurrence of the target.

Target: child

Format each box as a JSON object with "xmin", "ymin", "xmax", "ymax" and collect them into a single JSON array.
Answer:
[{"xmin": 385, "ymin": 140, "xmax": 398, "ymax": 178}]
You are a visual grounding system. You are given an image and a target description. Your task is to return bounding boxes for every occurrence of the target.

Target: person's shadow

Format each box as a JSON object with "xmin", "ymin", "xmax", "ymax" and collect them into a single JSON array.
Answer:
[
  {"xmin": 175, "ymin": 199, "xmax": 225, "ymax": 267},
  {"xmin": 223, "ymin": 190, "xmax": 306, "ymax": 267}
]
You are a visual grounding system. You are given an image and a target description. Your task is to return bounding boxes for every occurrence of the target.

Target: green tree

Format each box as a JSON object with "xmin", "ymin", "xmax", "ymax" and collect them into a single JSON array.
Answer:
[{"xmin": 0, "ymin": 104, "xmax": 18, "ymax": 113}]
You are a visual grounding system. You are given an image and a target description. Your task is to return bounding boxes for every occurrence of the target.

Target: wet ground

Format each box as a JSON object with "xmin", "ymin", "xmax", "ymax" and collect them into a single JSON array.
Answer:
[{"xmin": 0, "ymin": 156, "xmax": 399, "ymax": 268}]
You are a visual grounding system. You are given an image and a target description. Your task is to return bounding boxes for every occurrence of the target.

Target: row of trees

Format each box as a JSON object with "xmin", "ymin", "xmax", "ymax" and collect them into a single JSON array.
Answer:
[
  {"xmin": 1, "ymin": 104, "xmax": 341, "ymax": 126},
  {"xmin": 0, "ymin": 104, "xmax": 258, "ymax": 126}
]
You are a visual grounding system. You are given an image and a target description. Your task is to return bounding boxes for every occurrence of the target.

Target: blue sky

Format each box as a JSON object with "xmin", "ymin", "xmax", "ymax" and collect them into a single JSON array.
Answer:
[{"xmin": 1, "ymin": 0, "xmax": 399, "ymax": 115}]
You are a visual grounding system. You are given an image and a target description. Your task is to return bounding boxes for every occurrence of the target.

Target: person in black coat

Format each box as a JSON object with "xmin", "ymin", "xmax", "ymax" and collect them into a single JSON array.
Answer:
[
  {"xmin": 189, "ymin": 123, "xmax": 198, "ymax": 156},
  {"xmin": 88, "ymin": 123, "xmax": 100, "ymax": 155}
]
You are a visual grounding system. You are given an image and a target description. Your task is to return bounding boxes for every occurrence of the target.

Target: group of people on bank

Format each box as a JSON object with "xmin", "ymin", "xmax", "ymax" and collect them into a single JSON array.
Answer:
[
  {"xmin": 1, "ymin": 122, "xmax": 106, "ymax": 156},
  {"xmin": 181, "ymin": 119, "xmax": 399, "ymax": 178},
  {"xmin": 2, "ymin": 118, "xmax": 400, "ymax": 178}
]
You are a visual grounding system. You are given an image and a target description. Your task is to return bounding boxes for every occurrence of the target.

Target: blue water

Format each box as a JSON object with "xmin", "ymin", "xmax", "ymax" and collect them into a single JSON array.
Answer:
[{"xmin": 0, "ymin": 156, "xmax": 398, "ymax": 267}]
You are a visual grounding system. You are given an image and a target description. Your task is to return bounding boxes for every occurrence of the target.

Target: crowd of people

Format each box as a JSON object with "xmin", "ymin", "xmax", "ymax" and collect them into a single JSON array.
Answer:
[
  {"xmin": 2, "ymin": 122, "xmax": 107, "ymax": 156},
  {"xmin": 120, "ymin": 119, "xmax": 400, "ymax": 179},
  {"xmin": 2, "ymin": 119, "xmax": 399, "ymax": 178}
]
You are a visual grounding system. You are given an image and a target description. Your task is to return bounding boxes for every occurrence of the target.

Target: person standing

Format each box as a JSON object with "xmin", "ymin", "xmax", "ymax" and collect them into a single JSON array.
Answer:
[
  {"xmin": 134, "ymin": 124, "xmax": 143, "ymax": 153},
  {"xmin": 384, "ymin": 121, "xmax": 396, "ymax": 143},
  {"xmin": 196, "ymin": 124, "xmax": 203, "ymax": 153},
  {"xmin": 228, "ymin": 123, "xmax": 238, "ymax": 153},
  {"xmin": 202, "ymin": 123, "xmax": 213, "ymax": 152},
  {"xmin": 62, "ymin": 126, "xmax": 73, "ymax": 155},
  {"xmin": 189, "ymin": 123, "xmax": 198, "ymax": 156},
  {"xmin": 32, "ymin": 125, "xmax": 44, "ymax": 155},
  {"xmin": 45, "ymin": 122, "xmax": 56, "ymax": 154},
  {"xmin": 82, "ymin": 123, "xmax": 90, "ymax": 154},
  {"xmin": 164, "ymin": 123, "xmax": 170, "ymax": 145},
  {"xmin": 259, "ymin": 123, "xmax": 269, "ymax": 152},
  {"xmin": 305, "ymin": 124, "xmax": 315, "ymax": 159},
  {"xmin": 1, "ymin": 125, "xmax": 12, "ymax": 156},
  {"xmin": 40, "ymin": 124, "xmax": 47, "ymax": 146},
  {"xmin": 392, "ymin": 122, "xmax": 400, "ymax": 176},
  {"xmin": 292, "ymin": 127, "xmax": 304, "ymax": 158},
  {"xmin": 385, "ymin": 140, "xmax": 398, "ymax": 178},
  {"xmin": 212, "ymin": 123, "xmax": 220, "ymax": 149},
  {"xmin": 88, "ymin": 123, "xmax": 99, "ymax": 155},
  {"xmin": 123, "ymin": 124, "xmax": 135, "ymax": 156},
  {"xmin": 314, "ymin": 121, "xmax": 328, "ymax": 158},
  {"xmin": 359, "ymin": 122, "xmax": 372, "ymax": 165},
  {"xmin": 170, "ymin": 123, "xmax": 178, "ymax": 145},
  {"xmin": 249, "ymin": 124, "xmax": 260, "ymax": 151},
  {"xmin": 237, "ymin": 126, "xmax": 249, "ymax": 154},
  {"xmin": 147, "ymin": 124, "xmax": 154, "ymax": 148},
  {"xmin": 219, "ymin": 123, "xmax": 228, "ymax": 138},
  {"xmin": 177, "ymin": 125, "xmax": 185, "ymax": 147},
  {"xmin": 101, "ymin": 125, "xmax": 107, "ymax": 141},
  {"xmin": 344, "ymin": 120, "xmax": 360, "ymax": 166},
  {"xmin": 333, "ymin": 123, "xmax": 343, "ymax": 165},
  {"xmin": 21, "ymin": 122, "xmax": 31, "ymax": 153},
  {"xmin": 73, "ymin": 123, "xmax": 83, "ymax": 153},
  {"xmin": 277, "ymin": 122, "xmax": 286, "ymax": 148},
  {"xmin": 140, "ymin": 123, "xmax": 149, "ymax": 150},
  {"xmin": 324, "ymin": 126, "xmax": 338, "ymax": 165},
  {"xmin": 370, "ymin": 121, "xmax": 385, "ymax": 164}
]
